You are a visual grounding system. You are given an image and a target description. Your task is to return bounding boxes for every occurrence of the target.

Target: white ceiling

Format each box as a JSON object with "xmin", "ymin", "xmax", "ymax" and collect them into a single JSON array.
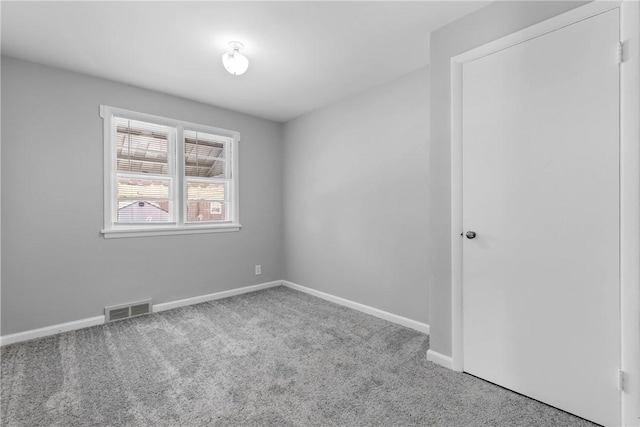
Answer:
[{"xmin": 1, "ymin": 1, "xmax": 489, "ymax": 122}]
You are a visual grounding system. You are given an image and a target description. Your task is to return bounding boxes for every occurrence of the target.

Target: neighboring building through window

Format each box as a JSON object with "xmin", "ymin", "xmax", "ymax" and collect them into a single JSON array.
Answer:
[
  {"xmin": 210, "ymin": 201, "xmax": 223, "ymax": 216},
  {"xmin": 118, "ymin": 201, "xmax": 170, "ymax": 223},
  {"xmin": 100, "ymin": 106, "xmax": 241, "ymax": 238}
]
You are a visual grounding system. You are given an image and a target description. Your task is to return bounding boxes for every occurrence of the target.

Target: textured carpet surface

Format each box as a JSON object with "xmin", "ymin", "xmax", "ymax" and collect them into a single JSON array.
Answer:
[{"xmin": 1, "ymin": 286, "xmax": 596, "ymax": 426}]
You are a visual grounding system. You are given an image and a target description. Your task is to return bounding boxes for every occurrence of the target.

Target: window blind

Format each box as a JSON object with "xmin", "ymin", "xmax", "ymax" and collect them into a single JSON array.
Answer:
[
  {"xmin": 114, "ymin": 117, "xmax": 174, "ymax": 223},
  {"xmin": 184, "ymin": 130, "xmax": 231, "ymax": 222}
]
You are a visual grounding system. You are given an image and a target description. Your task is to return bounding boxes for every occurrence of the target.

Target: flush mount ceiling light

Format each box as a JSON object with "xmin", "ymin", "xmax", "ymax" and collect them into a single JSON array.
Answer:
[{"xmin": 222, "ymin": 41, "xmax": 249, "ymax": 76}]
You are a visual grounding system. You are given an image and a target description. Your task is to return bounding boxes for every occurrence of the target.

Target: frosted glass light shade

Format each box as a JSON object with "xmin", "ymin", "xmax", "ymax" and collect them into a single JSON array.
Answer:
[{"xmin": 222, "ymin": 51, "xmax": 249, "ymax": 75}]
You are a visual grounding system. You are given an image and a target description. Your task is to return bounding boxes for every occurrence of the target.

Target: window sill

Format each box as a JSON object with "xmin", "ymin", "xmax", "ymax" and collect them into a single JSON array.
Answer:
[{"xmin": 101, "ymin": 224, "xmax": 242, "ymax": 239}]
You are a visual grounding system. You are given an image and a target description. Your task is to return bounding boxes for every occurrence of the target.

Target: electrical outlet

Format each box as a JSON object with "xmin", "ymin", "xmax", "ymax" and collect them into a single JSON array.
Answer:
[{"xmin": 255, "ymin": 265, "xmax": 262, "ymax": 275}]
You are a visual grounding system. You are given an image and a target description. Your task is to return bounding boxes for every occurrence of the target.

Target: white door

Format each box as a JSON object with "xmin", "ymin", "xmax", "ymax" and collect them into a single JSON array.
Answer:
[{"xmin": 462, "ymin": 9, "xmax": 620, "ymax": 426}]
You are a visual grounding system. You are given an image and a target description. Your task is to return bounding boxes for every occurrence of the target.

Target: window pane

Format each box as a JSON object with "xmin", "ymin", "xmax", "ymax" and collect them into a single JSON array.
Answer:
[
  {"xmin": 116, "ymin": 178, "xmax": 172, "ymax": 223},
  {"xmin": 186, "ymin": 181, "xmax": 227, "ymax": 223},
  {"xmin": 117, "ymin": 201, "xmax": 171, "ymax": 223},
  {"xmin": 186, "ymin": 181, "xmax": 226, "ymax": 201},
  {"xmin": 184, "ymin": 130, "xmax": 226, "ymax": 178},
  {"xmin": 115, "ymin": 117, "xmax": 171, "ymax": 175},
  {"xmin": 186, "ymin": 201, "xmax": 227, "ymax": 222}
]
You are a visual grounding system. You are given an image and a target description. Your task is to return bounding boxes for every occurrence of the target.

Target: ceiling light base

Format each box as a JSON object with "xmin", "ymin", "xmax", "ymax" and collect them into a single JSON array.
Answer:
[{"xmin": 228, "ymin": 41, "xmax": 244, "ymax": 51}]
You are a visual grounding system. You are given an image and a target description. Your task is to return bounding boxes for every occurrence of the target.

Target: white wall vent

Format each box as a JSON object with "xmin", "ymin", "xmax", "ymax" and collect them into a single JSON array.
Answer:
[{"xmin": 105, "ymin": 299, "xmax": 152, "ymax": 322}]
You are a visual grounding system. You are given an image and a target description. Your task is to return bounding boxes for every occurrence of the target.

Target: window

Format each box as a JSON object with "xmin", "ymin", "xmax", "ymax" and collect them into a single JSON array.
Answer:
[{"xmin": 100, "ymin": 106, "xmax": 240, "ymax": 238}]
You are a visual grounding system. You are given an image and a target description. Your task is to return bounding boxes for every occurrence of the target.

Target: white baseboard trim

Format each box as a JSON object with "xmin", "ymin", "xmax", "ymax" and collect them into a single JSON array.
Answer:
[
  {"xmin": 282, "ymin": 280, "xmax": 430, "ymax": 334},
  {"xmin": 0, "ymin": 315, "xmax": 106, "ymax": 347},
  {"xmin": 426, "ymin": 349, "xmax": 454, "ymax": 370},
  {"xmin": 0, "ymin": 280, "xmax": 283, "ymax": 347},
  {"xmin": 153, "ymin": 280, "xmax": 282, "ymax": 313},
  {"xmin": 2, "ymin": 280, "xmax": 428, "ymax": 346}
]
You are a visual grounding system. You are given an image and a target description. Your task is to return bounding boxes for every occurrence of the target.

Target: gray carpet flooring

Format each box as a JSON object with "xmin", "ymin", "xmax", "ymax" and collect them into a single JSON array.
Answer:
[{"xmin": 1, "ymin": 286, "xmax": 596, "ymax": 426}]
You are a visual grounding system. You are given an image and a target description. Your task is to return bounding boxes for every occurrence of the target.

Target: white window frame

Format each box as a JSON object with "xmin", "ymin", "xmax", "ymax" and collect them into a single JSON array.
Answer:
[{"xmin": 100, "ymin": 105, "xmax": 241, "ymax": 238}]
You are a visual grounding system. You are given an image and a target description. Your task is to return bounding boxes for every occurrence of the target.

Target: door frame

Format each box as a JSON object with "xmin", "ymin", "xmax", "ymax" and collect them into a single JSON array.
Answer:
[{"xmin": 449, "ymin": 0, "xmax": 639, "ymax": 423}]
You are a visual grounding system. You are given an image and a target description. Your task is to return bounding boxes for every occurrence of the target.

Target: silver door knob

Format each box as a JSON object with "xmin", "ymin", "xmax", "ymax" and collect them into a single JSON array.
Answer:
[{"xmin": 466, "ymin": 231, "xmax": 477, "ymax": 239}]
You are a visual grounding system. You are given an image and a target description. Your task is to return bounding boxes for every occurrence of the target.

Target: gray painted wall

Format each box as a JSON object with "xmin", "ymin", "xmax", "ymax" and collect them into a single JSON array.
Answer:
[
  {"xmin": 3, "ymin": 2, "xmax": 587, "ymax": 339},
  {"xmin": 283, "ymin": 67, "xmax": 430, "ymax": 323},
  {"xmin": 428, "ymin": 1, "xmax": 588, "ymax": 356},
  {"xmin": 1, "ymin": 56, "xmax": 284, "ymax": 335}
]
